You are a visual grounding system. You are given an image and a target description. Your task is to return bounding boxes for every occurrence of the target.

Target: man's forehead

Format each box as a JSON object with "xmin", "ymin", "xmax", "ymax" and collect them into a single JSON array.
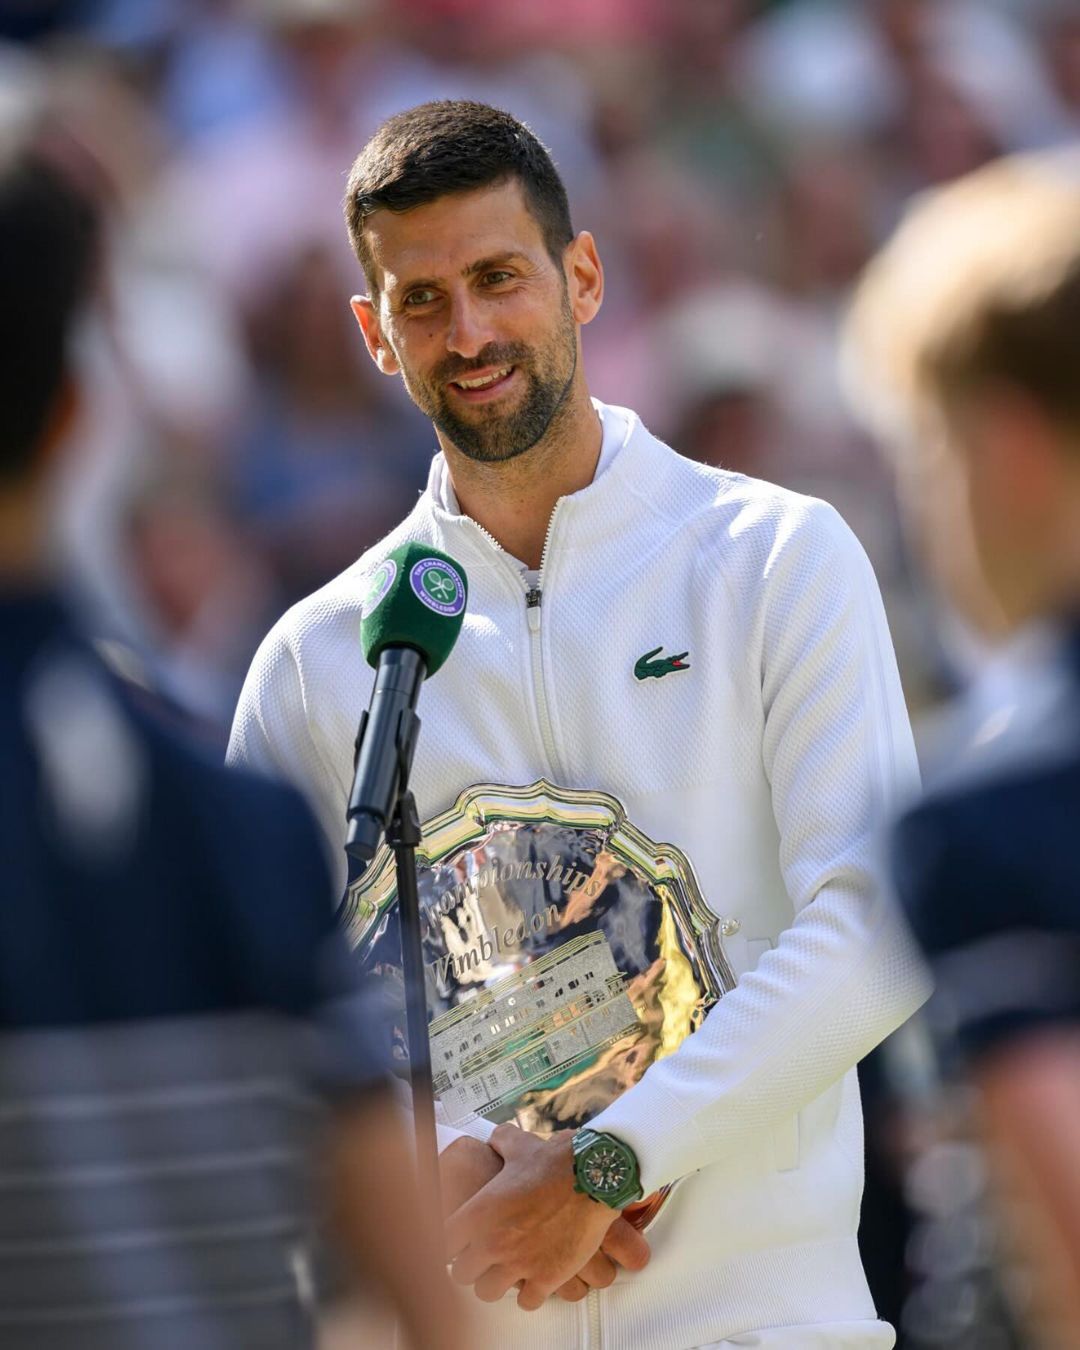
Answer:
[{"xmin": 364, "ymin": 180, "xmax": 546, "ymax": 289}]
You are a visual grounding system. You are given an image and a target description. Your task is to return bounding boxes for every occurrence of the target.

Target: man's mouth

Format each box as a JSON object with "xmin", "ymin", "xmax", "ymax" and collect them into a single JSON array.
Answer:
[{"xmin": 448, "ymin": 366, "xmax": 516, "ymax": 399}]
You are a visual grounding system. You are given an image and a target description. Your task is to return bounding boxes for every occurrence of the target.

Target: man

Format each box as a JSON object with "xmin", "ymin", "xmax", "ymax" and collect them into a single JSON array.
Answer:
[
  {"xmin": 230, "ymin": 100, "xmax": 928, "ymax": 1349},
  {"xmin": 0, "ymin": 112, "xmax": 464, "ymax": 1350},
  {"xmin": 845, "ymin": 151, "xmax": 1080, "ymax": 1342}
]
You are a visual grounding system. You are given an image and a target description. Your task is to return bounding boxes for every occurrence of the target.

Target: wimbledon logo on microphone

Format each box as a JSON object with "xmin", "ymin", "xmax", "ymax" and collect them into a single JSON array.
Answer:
[
  {"xmin": 411, "ymin": 557, "xmax": 466, "ymax": 617},
  {"xmin": 361, "ymin": 558, "xmax": 397, "ymax": 617}
]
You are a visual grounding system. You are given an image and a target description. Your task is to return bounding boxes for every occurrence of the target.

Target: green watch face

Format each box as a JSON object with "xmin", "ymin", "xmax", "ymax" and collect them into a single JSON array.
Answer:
[
  {"xmin": 582, "ymin": 1142, "xmax": 633, "ymax": 1194},
  {"xmin": 573, "ymin": 1129, "xmax": 642, "ymax": 1208}
]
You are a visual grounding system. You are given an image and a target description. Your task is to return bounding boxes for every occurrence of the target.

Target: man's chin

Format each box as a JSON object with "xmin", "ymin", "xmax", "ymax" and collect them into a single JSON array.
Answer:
[
  {"xmin": 433, "ymin": 408, "xmax": 531, "ymax": 463},
  {"xmin": 428, "ymin": 372, "xmax": 569, "ymax": 463}
]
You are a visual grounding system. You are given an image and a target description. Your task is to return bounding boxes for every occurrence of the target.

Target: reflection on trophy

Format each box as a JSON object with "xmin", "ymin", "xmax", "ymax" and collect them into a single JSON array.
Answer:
[{"xmin": 344, "ymin": 780, "xmax": 737, "ymax": 1228}]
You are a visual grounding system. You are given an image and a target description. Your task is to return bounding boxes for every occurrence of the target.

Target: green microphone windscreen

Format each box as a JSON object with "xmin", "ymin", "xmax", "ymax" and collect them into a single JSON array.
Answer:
[{"xmin": 360, "ymin": 542, "xmax": 468, "ymax": 676}]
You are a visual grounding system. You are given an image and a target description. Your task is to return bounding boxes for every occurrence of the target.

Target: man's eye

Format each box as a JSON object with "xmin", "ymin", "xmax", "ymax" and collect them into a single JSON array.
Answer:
[
  {"xmin": 404, "ymin": 289, "xmax": 438, "ymax": 307},
  {"xmin": 482, "ymin": 271, "xmax": 513, "ymax": 285}
]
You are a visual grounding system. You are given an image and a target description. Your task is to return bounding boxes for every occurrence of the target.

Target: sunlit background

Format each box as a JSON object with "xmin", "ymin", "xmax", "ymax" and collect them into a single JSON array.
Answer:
[
  {"xmin": 4, "ymin": 1, "xmax": 1078, "ymax": 1345},
  {"xmin": 8, "ymin": 0, "xmax": 1079, "ymax": 737}
]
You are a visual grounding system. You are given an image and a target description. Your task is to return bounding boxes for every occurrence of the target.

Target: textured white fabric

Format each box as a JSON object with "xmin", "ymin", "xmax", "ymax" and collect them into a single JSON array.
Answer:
[
  {"xmin": 697, "ymin": 1323, "xmax": 895, "ymax": 1348},
  {"xmin": 228, "ymin": 401, "xmax": 928, "ymax": 1350}
]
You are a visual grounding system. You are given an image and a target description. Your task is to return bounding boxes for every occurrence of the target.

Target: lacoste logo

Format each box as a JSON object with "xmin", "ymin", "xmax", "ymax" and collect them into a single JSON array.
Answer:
[{"xmin": 634, "ymin": 646, "xmax": 690, "ymax": 681}]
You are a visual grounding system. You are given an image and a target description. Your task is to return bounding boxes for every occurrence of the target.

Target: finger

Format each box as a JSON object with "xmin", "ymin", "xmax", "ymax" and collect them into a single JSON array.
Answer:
[
  {"xmin": 517, "ymin": 1279, "xmax": 553, "ymax": 1312},
  {"xmin": 449, "ymin": 1246, "xmax": 491, "ymax": 1287},
  {"xmin": 444, "ymin": 1195, "xmax": 484, "ymax": 1262},
  {"xmin": 601, "ymin": 1216, "xmax": 651, "ymax": 1272},
  {"xmin": 488, "ymin": 1121, "xmax": 525, "ymax": 1160},
  {"xmin": 575, "ymin": 1250, "xmax": 617, "ymax": 1290},
  {"xmin": 555, "ymin": 1277, "xmax": 589, "ymax": 1303},
  {"xmin": 473, "ymin": 1265, "xmax": 516, "ymax": 1303}
]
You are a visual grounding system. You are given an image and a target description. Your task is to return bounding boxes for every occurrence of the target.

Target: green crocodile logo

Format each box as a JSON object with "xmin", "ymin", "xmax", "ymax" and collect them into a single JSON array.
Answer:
[{"xmin": 634, "ymin": 646, "xmax": 690, "ymax": 681}]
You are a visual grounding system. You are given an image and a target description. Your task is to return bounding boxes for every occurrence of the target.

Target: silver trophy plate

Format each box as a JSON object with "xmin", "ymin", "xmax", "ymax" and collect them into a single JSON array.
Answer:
[{"xmin": 344, "ymin": 780, "xmax": 736, "ymax": 1227}]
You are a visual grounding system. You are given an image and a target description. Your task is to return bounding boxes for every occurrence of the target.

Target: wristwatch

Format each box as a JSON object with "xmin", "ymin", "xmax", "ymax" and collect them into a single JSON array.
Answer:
[{"xmin": 570, "ymin": 1127, "xmax": 644, "ymax": 1209}]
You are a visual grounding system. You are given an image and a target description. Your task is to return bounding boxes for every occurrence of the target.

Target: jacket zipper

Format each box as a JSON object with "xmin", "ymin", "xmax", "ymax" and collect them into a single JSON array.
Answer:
[
  {"xmin": 468, "ymin": 504, "xmax": 566, "ymax": 780},
  {"xmin": 586, "ymin": 1287, "xmax": 602, "ymax": 1348},
  {"xmin": 524, "ymin": 503, "xmax": 564, "ymax": 779}
]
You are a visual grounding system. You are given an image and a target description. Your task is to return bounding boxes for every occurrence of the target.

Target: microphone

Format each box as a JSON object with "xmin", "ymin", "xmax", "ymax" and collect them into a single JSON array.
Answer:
[{"xmin": 345, "ymin": 542, "xmax": 468, "ymax": 867}]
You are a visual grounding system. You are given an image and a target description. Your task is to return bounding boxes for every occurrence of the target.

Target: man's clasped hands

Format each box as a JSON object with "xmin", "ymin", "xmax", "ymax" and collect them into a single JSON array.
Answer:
[{"xmin": 440, "ymin": 1123, "xmax": 651, "ymax": 1312}]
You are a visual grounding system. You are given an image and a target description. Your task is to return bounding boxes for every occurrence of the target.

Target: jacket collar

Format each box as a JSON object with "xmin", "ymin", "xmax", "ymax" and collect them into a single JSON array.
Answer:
[{"xmin": 418, "ymin": 399, "xmax": 660, "ymax": 573}]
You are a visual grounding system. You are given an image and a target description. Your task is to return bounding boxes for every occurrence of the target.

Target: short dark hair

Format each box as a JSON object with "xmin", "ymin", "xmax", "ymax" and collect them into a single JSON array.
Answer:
[
  {"xmin": 0, "ymin": 127, "xmax": 99, "ymax": 484},
  {"xmin": 344, "ymin": 101, "xmax": 573, "ymax": 289}
]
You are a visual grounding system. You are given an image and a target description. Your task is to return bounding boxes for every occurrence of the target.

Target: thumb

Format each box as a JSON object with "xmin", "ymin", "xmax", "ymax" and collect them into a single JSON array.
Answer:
[{"xmin": 600, "ymin": 1216, "xmax": 651, "ymax": 1272}]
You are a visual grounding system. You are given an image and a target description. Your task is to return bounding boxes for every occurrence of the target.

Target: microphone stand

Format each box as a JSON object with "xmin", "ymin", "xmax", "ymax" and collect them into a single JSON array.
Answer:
[{"xmin": 385, "ymin": 711, "xmax": 444, "ymax": 1237}]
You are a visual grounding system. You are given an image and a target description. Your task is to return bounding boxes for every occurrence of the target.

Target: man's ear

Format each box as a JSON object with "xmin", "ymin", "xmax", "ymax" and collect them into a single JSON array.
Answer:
[
  {"xmin": 565, "ymin": 231, "xmax": 604, "ymax": 327},
  {"xmin": 350, "ymin": 296, "xmax": 400, "ymax": 376}
]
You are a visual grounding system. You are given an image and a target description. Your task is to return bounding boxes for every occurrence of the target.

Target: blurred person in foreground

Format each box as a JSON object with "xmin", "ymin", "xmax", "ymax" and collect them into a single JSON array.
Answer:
[
  {"xmin": 230, "ymin": 100, "xmax": 929, "ymax": 1349},
  {"xmin": 0, "ymin": 115, "xmax": 464, "ymax": 1350},
  {"xmin": 845, "ymin": 150, "xmax": 1080, "ymax": 1345}
]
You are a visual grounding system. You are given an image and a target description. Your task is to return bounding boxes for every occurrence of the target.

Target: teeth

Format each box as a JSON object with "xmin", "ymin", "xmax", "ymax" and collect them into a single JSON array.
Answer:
[{"xmin": 456, "ymin": 367, "xmax": 511, "ymax": 390}]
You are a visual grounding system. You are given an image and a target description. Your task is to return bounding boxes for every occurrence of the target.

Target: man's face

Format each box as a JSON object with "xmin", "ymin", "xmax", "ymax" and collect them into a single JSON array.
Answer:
[
  {"xmin": 352, "ymin": 180, "xmax": 584, "ymax": 463},
  {"xmin": 899, "ymin": 390, "xmax": 1074, "ymax": 639},
  {"xmin": 945, "ymin": 389, "xmax": 1080, "ymax": 634},
  {"xmin": 896, "ymin": 418, "xmax": 1009, "ymax": 640}
]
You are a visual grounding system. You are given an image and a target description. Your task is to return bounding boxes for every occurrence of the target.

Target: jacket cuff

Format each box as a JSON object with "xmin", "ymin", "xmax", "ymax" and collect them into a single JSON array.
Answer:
[
  {"xmin": 435, "ymin": 1115, "xmax": 497, "ymax": 1154},
  {"xmin": 589, "ymin": 1074, "xmax": 699, "ymax": 1196}
]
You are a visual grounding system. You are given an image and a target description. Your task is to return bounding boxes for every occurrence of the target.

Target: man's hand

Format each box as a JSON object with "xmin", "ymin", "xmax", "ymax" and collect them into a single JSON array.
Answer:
[
  {"xmin": 441, "ymin": 1132, "xmax": 648, "ymax": 1305},
  {"xmin": 552, "ymin": 1216, "xmax": 650, "ymax": 1303},
  {"xmin": 445, "ymin": 1123, "xmax": 650, "ymax": 1311}
]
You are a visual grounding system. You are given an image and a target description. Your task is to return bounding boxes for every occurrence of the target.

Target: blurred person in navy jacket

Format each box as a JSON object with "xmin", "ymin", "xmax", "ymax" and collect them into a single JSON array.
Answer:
[
  {"xmin": 845, "ymin": 151, "xmax": 1080, "ymax": 1344},
  {"xmin": 0, "ymin": 110, "xmax": 466, "ymax": 1350}
]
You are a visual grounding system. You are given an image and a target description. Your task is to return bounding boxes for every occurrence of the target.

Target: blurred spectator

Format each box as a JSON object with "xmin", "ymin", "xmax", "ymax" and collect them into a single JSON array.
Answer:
[
  {"xmin": 228, "ymin": 241, "xmax": 433, "ymax": 604},
  {"xmin": 0, "ymin": 106, "xmax": 467, "ymax": 1350},
  {"xmin": 124, "ymin": 466, "xmax": 278, "ymax": 726},
  {"xmin": 157, "ymin": 2, "xmax": 380, "ymax": 310},
  {"xmin": 845, "ymin": 148, "xmax": 1080, "ymax": 1346},
  {"xmin": 1039, "ymin": 0, "xmax": 1080, "ymax": 136}
]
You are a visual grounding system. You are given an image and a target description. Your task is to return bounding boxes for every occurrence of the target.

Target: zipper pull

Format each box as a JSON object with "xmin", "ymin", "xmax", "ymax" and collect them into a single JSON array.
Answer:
[{"xmin": 525, "ymin": 586, "xmax": 542, "ymax": 632}]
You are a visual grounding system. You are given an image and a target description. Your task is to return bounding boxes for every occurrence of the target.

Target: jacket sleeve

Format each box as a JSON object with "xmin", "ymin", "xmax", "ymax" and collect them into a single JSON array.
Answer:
[
  {"xmin": 227, "ymin": 616, "xmax": 497, "ymax": 1154},
  {"xmin": 226, "ymin": 618, "xmax": 350, "ymax": 883},
  {"xmin": 590, "ymin": 499, "xmax": 931, "ymax": 1195}
]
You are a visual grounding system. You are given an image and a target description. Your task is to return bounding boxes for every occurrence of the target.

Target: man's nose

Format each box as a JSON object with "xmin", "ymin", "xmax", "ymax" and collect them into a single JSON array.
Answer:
[{"xmin": 445, "ymin": 293, "xmax": 493, "ymax": 360}]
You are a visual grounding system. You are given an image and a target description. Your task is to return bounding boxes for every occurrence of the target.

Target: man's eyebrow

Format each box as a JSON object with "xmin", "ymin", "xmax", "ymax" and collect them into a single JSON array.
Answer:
[{"xmin": 462, "ymin": 252, "xmax": 526, "ymax": 277}]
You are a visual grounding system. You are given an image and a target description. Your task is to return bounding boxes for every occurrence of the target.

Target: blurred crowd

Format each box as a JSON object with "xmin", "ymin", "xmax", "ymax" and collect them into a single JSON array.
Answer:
[
  {"xmin": 6, "ymin": 5, "xmax": 1080, "ymax": 1349},
  {"xmin": 4, "ymin": 0, "xmax": 1079, "ymax": 738}
]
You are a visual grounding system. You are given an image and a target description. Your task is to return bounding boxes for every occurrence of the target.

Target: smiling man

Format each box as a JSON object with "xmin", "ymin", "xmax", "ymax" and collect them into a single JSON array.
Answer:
[{"xmin": 229, "ymin": 101, "xmax": 929, "ymax": 1349}]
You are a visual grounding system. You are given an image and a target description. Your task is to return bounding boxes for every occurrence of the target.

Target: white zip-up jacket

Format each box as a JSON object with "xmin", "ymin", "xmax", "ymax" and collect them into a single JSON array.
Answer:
[{"xmin": 229, "ymin": 402, "xmax": 929, "ymax": 1350}]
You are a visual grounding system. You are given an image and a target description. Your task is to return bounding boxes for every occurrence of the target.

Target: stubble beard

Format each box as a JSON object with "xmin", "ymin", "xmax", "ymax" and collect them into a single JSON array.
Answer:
[{"xmin": 398, "ymin": 302, "xmax": 579, "ymax": 465}]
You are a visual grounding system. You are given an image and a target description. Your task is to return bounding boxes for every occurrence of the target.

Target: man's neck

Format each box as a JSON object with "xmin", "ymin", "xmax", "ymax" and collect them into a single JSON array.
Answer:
[{"xmin": 441, "ymin": 390, "xmax": 603, "ymax": 569}]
